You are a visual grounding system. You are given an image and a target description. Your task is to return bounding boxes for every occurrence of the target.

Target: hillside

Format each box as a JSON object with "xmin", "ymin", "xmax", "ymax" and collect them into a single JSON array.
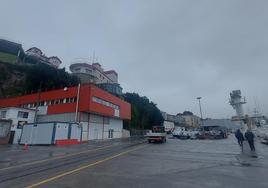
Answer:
[{"xmin": 0, "ymin": 61, "xmax": 79, "ymax": 98}]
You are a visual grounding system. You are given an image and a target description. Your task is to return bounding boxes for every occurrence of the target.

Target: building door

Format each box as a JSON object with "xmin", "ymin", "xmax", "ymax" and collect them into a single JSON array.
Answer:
[
  {"xmin": 93, "ymin": 126, "xmax": 98, "ymax": 140},
  {"xmin": 8, "ymin": 131, "xmax": 15, "ymax": 144},
  {"xmin": 108, "ymin": 129, "xmax": 114, "ymax": 139}
]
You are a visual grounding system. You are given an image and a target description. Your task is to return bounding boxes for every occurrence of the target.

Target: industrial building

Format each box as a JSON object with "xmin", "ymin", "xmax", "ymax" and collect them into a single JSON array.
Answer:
[{"xmin": 0, "ymin": 84, "xmax": 131, "ymax": 143}]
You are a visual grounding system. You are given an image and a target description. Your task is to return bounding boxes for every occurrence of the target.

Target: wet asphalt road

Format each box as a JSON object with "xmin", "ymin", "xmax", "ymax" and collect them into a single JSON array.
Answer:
[{"xmin": 1, "ymin": 135, "xmax": 268, "ymax": 188}]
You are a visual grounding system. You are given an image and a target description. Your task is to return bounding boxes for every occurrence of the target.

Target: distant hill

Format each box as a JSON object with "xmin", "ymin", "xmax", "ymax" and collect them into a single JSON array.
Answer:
[{"xmin": 0, "ymin": 61, "xmax": 79, "ymax": 98}]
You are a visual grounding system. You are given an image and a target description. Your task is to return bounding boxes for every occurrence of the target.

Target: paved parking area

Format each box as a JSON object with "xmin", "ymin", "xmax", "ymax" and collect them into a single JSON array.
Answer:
[
  {"xmin": 0, "ymin": 135, "xmax": 268, "ymax": 188},
  {"xmin": 40, "ymin": 135, "xmax": 268, "ymax": 188}
]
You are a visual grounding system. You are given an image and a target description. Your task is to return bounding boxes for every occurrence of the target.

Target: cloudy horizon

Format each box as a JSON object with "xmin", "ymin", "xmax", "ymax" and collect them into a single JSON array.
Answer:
[{"xmin": 1, "ymin": 0, "xmax": 268, "ymax": 118}]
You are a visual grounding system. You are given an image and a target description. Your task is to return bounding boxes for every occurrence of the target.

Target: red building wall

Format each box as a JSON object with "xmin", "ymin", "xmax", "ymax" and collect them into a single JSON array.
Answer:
[
  {"xmin": 0, "ymin": 84, "xmax": 131, "ymax": 120},
  {"xmin": 87, "ymin": 85, "xmax": 131, "ymax": 119}
]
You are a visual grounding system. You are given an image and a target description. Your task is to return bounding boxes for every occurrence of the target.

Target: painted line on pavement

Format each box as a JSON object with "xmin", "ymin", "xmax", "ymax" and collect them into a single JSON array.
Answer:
[
  {"xmin": 26, "ymin": 144, "xmax": 147, "ymax": 188},
  {"xmin": 0, "ymin": 144, "xmax": 115, "ymax": 172}
]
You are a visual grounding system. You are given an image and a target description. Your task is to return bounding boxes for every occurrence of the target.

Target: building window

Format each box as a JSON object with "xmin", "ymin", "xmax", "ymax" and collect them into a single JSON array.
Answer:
[
  {"xmin": 103, "ymin": 117, "xmax": 110, "ymax": 124},
  {"xmin": 18, "ymin": 111, "xmax": 29, "ymax": 119},
  {"xmin": 92, "ymin": 96, "xmax": 119, "ymax": 110},
  {"xmin": 69, "ymin": 97, "xmax": 77, "ymax": 103},
  {"xmin": 17, "ymin": 121, "xmax": 27, "ymax": 129},
  {"xmin": 70, "ymin": 97, "xmax": 74, "ymax": 103},
  {"xmin": 0, "ymin": 111, "xmax": 7, "ymax": 118},
  {"xmin": 59, "ymin": 99, "xmax": 64, "ymax": 104},
  {"xmin": 39, "ymin": 101, "xmax": 45, "ymax": 106},
  {"xmin": 55, "ymin": 99, "xmax": 60, "ymax": 105},
  {"xmin": 74, "ymin": 68, "xmax": 81, "ymax": 72}
]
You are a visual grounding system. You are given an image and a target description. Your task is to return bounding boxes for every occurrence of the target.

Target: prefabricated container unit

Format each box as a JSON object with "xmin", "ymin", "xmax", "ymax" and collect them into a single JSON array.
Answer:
[
  {"xmin": 20, "ymin": 122, "xmax": 82, "ymax": 145},
  {"xmin": 0, "ymin": 119, "xmax": 12, "ymax": 145}
]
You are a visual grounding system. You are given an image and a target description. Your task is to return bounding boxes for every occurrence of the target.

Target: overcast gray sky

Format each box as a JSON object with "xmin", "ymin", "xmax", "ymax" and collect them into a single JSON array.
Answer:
[{"xmin": 1, "ymin": 0, "xmax": 268, "ymax": 118}]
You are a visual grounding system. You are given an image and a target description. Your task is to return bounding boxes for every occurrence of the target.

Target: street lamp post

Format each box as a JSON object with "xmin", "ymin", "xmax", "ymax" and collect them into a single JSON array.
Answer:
[{"xmin": 197, "ymin": 97, "xmax": 203, "ymax": 125}]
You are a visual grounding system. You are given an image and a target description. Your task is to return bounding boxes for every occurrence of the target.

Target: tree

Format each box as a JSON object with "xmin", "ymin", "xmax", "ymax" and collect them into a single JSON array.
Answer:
[
  {"xmin": 0, "ymin": 61, "xmax": 80, "ymax": 97},
  {"xmin": 123, "ymin": 93, "xmax": 164, "ymax": 130},
  {"xmin": 182, "ymin": 111, "xmax": 193, "ymax": 116}
]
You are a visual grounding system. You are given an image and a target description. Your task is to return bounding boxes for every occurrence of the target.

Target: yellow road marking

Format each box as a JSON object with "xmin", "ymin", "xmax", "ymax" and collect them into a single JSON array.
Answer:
[
  {"xmin": 0, "ymin": 144, "xmax": 115, "ymax": 171},
  {"xmin": 26, "ymin": 144, "xmax": 147, "ymax": 188}
]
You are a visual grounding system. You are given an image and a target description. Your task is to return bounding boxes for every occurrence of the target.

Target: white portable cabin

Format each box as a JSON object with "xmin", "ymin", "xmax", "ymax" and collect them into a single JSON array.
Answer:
[{"xmin": 20, "ymin": 122, "xmax": 82, "ymax": 145}]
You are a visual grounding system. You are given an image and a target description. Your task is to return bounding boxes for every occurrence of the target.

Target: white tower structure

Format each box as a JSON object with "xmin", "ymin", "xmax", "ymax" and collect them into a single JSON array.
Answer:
[
  {"xmin": 229, "ymin": 90, "xmax": 258, "ymax": 157},
  {"xmin": 229, "ymin": 90, "xmax": 247, "ymax": 131},
  {"xmin": 229, "ymin": 90, "xmax": 246, "ymax": 118}
]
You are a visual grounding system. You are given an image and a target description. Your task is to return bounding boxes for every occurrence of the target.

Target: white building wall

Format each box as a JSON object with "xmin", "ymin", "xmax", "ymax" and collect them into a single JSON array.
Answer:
[
  {"xmin": 54, "ymin": 123, "xmax": 69, "ymax": 140},
  {"xmin": 18, "ymin": 111, "xmax": 124, "ymax": 142},
  {"xmin": 70, "ymin": 64, "xmax": 114, "ymax": 84},
  {"xmin": 106, "ymin": 118, "xmax": 123, "ymax": 139},
  {"xmin": 163, "ymin": 121, "xmax": 175, "ymax": 132},
  {"xmin": 0, "ymin": 108, "xmax": 35, "ymax": 144},
  {"xmin": 105, "ymin": 73, "xmax": 118, "ymax": 84},
  {"xmin": 46, "ymin": 112, "xmax": 124, "ymax": 141},
  {"xmin": 79, "ymin": 118, "xmax": 123, "ymax": 141}
]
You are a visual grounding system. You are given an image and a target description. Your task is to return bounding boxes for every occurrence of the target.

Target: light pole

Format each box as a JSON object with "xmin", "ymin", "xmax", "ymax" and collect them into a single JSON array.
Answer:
[{"xmin": 197, "ymin": 97, "xmax": 203, "ymax": 125}]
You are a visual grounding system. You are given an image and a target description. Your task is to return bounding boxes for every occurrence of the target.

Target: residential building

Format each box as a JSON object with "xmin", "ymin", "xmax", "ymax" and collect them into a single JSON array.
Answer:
[
  {"xmin": 176, "ymin": 114, "xmax": 201, "ymax": 128},
  {"xmin": 26, "ymin": 47, "xmax": 62, "ymax": 68},
  {"xmin": 70, "ymin": 61, "xmax": 118, "ymax": 84},
  {"xmin": 0, "ymin": 107, "xmax": 35, "ymax": 144},
  {"xmin": 0, "ymin": 84, "xmax": 131, "ymax": 142},
  {"xmin": 161, "ymin": 111, "xmax": 168, "ymax": 120},
  {"xmin": 0, "ymin": 39, "xmax": 24, "ymax": 63},
  {"xmin": 161, "ymin": 111, "xmax": 176, "ymax": 122},
  {"xmin": 70, "ymin": 60, "xmax": 122, "ymax": 96}
]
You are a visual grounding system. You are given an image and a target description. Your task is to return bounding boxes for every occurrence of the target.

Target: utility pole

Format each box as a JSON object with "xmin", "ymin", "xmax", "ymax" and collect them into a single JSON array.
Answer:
[
  {"xmin": 74, "ymin": 84, "xmax": 81, "ymax": 122},
  {"xmin": 34, "ymin": 82, "xmax": 42, "ymax": 123},
  {"xmin": 197, "ymin": 97, "xmax": 203, "ymax": 125},
  {"xmin": 102, "ymin": 116, "xmax": 105, "ymax": 140}
]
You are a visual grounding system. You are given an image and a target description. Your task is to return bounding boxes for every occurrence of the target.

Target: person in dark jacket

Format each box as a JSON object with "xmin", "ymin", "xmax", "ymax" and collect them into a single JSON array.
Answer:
[
  {"xmin": 244, "ymin": 130, "xmax": 255, "ymax": 151},
  {"xmin": 235, "ymin": 129, "xmax": 244, "ymax": 150}
]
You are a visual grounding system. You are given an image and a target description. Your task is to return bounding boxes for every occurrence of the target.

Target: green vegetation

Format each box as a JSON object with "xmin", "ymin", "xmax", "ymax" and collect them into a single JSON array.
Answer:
[
  {"xmin": 123, "ymin": 93, "xmax": 164, "ymax": 130},
  {"xmin": 0, "ymin": 56, "xmax": 162, "ymax": 132},
  {"xmin": 0, "ymin": 52, "xmax": 18, "ymax": 64},
  {"xmin": 0, "ymin": 61, "xmax": 79, "ymax": 98}
]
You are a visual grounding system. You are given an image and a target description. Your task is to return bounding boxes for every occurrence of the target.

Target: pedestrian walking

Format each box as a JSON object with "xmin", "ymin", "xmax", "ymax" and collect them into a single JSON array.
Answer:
[
  {"xmin": 244, "ymin": 130, "xmax": 255, "ymax": 151},
  {"xmin": 235, "ymin": 129, "xmax": 244, "ymax": 150}
]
